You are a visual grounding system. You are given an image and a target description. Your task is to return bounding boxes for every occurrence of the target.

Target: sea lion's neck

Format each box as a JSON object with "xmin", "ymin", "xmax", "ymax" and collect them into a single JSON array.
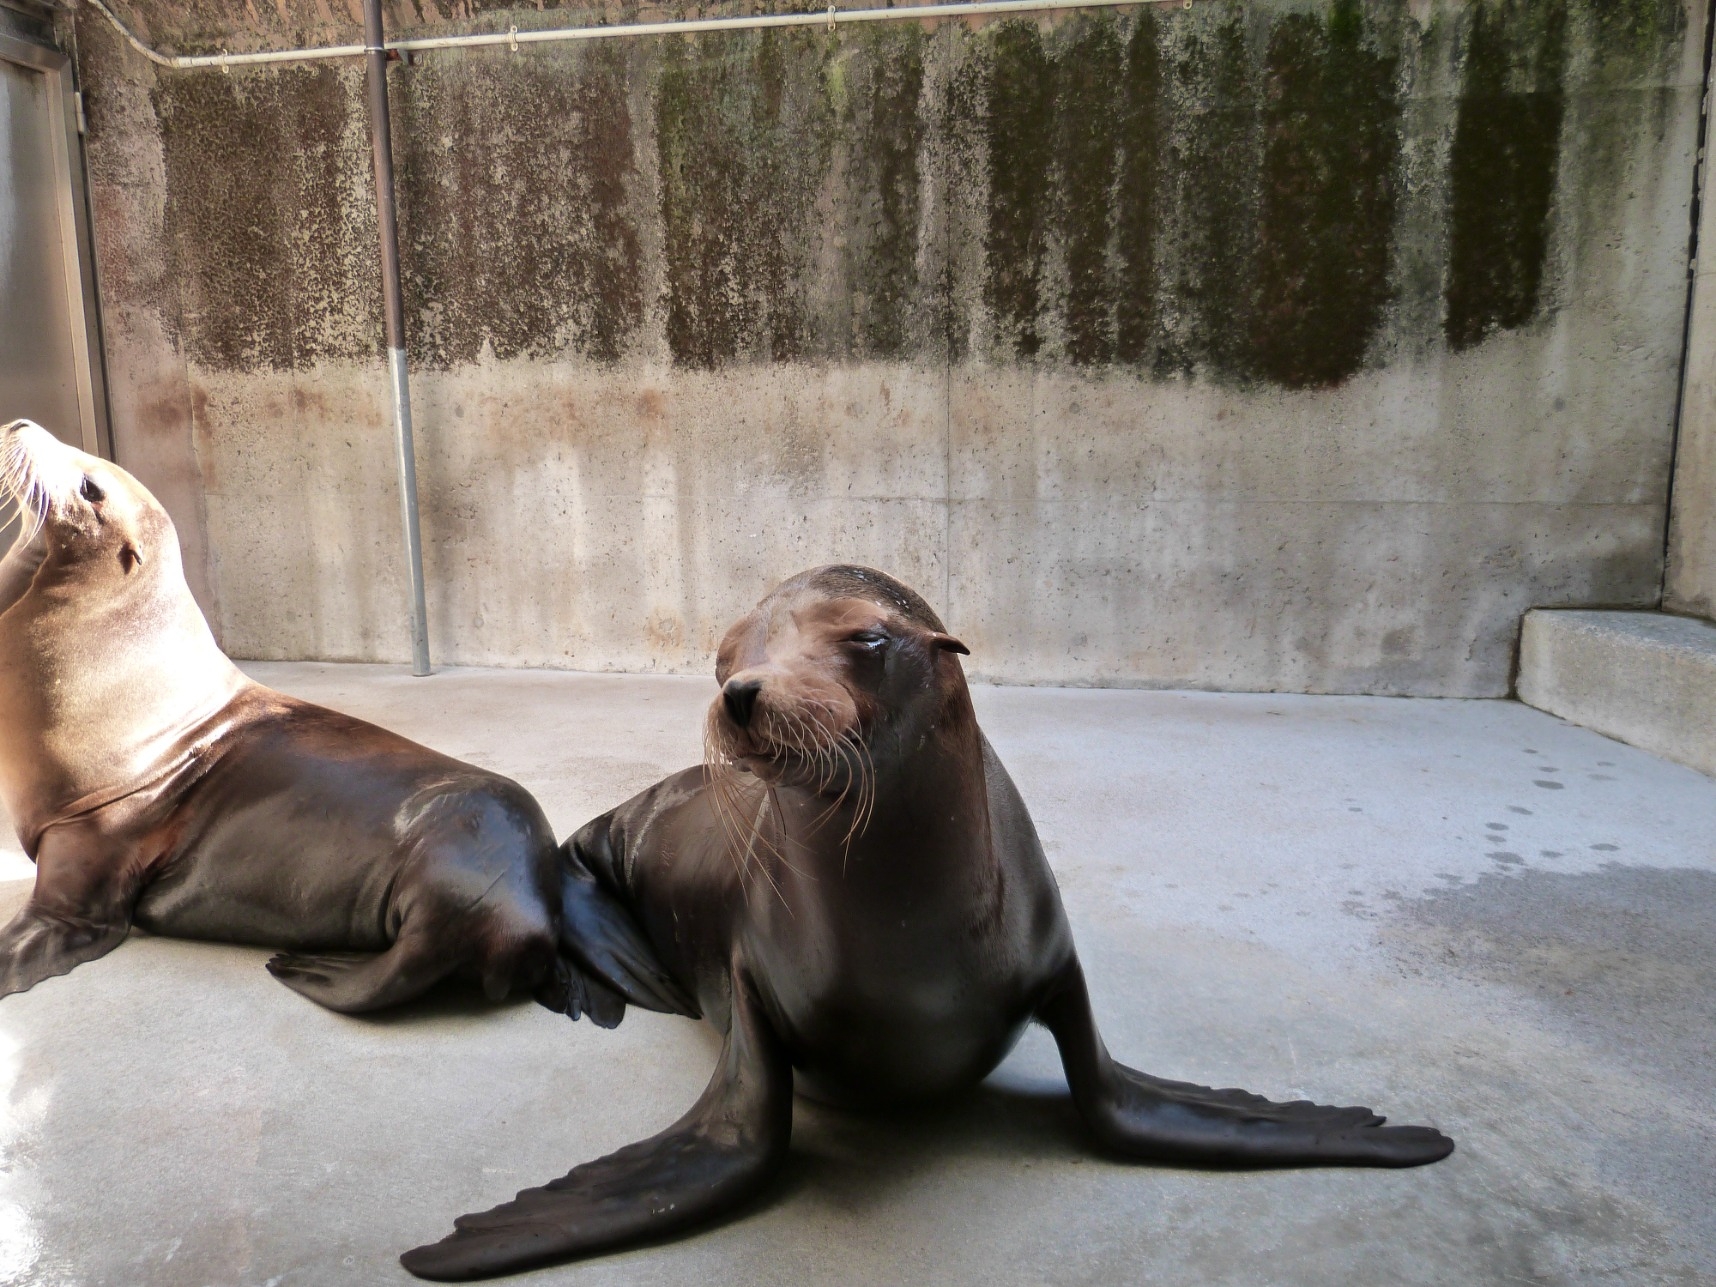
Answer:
[
  {"xmin": 0, "ymin": 530, "xmax": 47, "ymax": 618},
  {"xmin": 782, "ymin": 696, "xmax": 995, "ymax": 891},
  {"xmin": 0, "ymin": 548, "xmax": 251, "ymax": 843}
]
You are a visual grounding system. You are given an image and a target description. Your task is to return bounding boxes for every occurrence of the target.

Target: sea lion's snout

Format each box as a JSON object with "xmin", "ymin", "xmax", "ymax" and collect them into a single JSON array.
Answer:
[
  {"xmin": 722, "ymin": 677, "xmax": 763, "ymax": 728},
  {"xmin": 2, "ymin": 419, "xmax": 70, "ymax": 531}
]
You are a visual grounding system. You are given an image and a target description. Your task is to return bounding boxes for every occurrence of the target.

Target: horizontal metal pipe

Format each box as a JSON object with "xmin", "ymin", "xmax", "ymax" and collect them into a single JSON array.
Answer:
[{"xmin": 88, "ymin": 0, "xmax": 1190, "ymax": 70}]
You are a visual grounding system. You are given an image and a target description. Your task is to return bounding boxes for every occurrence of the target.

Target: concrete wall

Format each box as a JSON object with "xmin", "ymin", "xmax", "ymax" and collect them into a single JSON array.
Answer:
[
  {"xmin": 66, "ymin": 0, "xmax": 1703, "ymax": 694},
  {"xmin": 1667, "ymin": 49, "xmax": 1716, "ymax": 623}
]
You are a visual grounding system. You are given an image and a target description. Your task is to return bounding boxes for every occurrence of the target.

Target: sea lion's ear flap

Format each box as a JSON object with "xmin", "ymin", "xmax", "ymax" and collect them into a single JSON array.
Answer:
[{"xmin": 929, "ymin": 633, "xmax": 970, "ymax": 656}]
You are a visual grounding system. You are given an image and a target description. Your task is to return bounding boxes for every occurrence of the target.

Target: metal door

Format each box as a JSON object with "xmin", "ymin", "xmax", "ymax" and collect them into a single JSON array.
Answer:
[{"xmin": 0, "ymin": 33, "xmax": 107, "ymax": 546}]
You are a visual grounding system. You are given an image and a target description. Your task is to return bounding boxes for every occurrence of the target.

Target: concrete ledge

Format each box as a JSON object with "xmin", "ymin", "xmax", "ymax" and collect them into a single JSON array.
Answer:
[{"xmin": 1518, "ymin": 610, "xmax": 1716, "ymax": 778}]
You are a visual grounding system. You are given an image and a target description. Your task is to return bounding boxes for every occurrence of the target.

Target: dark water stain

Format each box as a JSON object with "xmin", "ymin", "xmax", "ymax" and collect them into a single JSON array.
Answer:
[
  {"xmin": 393, "ymin": 45, "xmax": 642, "ymax": 367},
  {"xmin": 982, "ymin": 21, "xmax": 1054, "ymax": 361},
  {"xmin": 1398, "ymin": 862, "xmax": 1716, "ymax": 1102},
  {"xmin": 155, "ymin": 65, "xmax": 378, "ymax": 371},
  {"xmin": 1252, "ymin": 0, "xmax": 1400, "ymax": 388},
  {"xmin": 1396, "ymin": 861, "xmax": 1716, "ymax": 1271},
  {"xmin": 1443, "ymin": 0, "xmax": 1569, "ymax": 352},
  {"xmin": 1162, "ymin": 18, "xmax": 1258, "ymax": 381},
  {"xmin": 657, "ymin": 30, "xmax": 836, "ymax": 368},
  {"xmin": 1114, "ymin": 13, "xmax": 1163, "ymax": 367},
  {"xmin": 836, "ymin": 26, "xmax": 926, "ymax": 360},
  {"xmin": 1052, "ymin": 16, "xmax": 1123, "ymax": 367}
]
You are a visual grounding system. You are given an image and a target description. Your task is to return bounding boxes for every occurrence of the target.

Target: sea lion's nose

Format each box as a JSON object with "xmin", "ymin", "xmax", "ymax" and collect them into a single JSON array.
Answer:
[{"xmin": 723, "ymin": 678, "xmax": 763, "ymax": 728}]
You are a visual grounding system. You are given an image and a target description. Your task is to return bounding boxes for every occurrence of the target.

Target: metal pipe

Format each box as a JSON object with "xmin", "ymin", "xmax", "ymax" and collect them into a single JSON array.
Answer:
[
  {"xmin": 362, "ymin": 0, "xmax": 431, "ymax": 676},
  {"xmin": 88, "ymin": 0, "xmax": 1193, "ymax": 69}
]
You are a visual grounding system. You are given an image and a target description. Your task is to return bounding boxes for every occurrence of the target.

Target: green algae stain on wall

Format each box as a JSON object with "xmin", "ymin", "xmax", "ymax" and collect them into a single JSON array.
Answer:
[
  {"xmin": 1585, "ymin": 0, "xmax": 1685, "ymax": 74},
  {"xmin": 155, "ymin": 66, "xmax": 377, "ymax": 371},
  {"xmin": 141, "ymin": 0, "xmax": 1694, "ymax": 388},
  {"xmin": 392, "ymin": 46, "xmax": 643, "ymax": 368},
  {"xmin": 1115, "ymin": 14, "xmax": 1164, "ymax": 368},
  {"xmin": 1053, "ymin": 16, "xmax": 1125, "ymax": 367},
  {"xmin": 983, "ymin": 21, "xmax": 1055, "ymax": 360},
  {"xmin": 657, "ymin": 31, "xmax": 836, "ymax": 368},
  {"xmin": 836, "ymin": 26, "xmax": 927, "ymax": 360},
  {"xmin": 1444, "ymin": 0, "xmax": 1569, "ymax": 352},
  {"xmin": 397, "ymin": 48, "xmax": 641, "ymax": 367},
  {"xmin": 1162, "ymin": 17, "xmax": 1260, "ymax": 380},
  {"xmin": 1253, "ymin": 0, "xmax": 1400, "ymax": 388}
]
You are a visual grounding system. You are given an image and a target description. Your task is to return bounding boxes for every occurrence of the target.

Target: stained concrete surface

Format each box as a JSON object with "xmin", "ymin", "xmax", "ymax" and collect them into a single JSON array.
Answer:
[
  {"xmin": 1, "ymin": 662, "xmax": 1714, "ymax": 1285},
  {"xmin": 1667, "ymin": 0, "xmax": 1716, "ymax": 621},
  {"xmin": 69, "ymin": 1, "xmax": 1704, "ymax": 693}
]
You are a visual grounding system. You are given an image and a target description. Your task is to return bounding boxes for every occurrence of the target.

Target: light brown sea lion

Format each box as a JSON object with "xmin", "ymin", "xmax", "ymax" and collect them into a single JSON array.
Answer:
[
  {"xmin": 403, "ymin": 564, "xmax": 1453, "ymax": 1282},
  {"xmin": 0, "ymin": 418, "xmax": 685, "ymax": 1024}
]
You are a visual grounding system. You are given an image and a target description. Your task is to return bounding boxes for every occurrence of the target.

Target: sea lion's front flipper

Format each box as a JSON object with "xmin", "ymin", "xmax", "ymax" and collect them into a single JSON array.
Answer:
[
  {"xmin": 0, "ymin": 907, "xmax": 129, "ymax": 998},
  {"xmin": 558, "ymin": 826, "xmax": 697, "ymax": 1018},
  {"xmin": 1037, "ymin": 957, "xmax": 1454, "ymax": 1169},
  {"xmin": 0, "ymin": 822, "xmax": 138, "ymax": 998},
  {"xmin": 400, "ymin": 968, "xmax": 791, "ymax": 1282}
]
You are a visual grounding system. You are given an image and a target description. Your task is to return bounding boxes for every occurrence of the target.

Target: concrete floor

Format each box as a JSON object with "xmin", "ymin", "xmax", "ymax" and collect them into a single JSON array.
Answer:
[{"xmin": 1, "ymin": 663, "xmax": 1713, "ymax": 1286}]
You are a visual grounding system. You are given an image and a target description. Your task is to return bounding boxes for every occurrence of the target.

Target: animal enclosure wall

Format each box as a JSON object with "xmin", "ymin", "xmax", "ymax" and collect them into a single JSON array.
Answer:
[{"xmin": 72, "ymin": 0, "xmax": 1703, "ymax": 695}]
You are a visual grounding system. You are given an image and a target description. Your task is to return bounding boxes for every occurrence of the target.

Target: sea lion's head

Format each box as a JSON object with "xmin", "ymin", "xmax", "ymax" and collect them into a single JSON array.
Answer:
[
  {"xmin": 707, "ymin": 565, "xmax": 970, "ymax": 798},
  {"xmin": 0, "ymin": 419, "xmax": 242, "ymax": 844},
  {"xmin": 1, "ymin": 419, "xmax": 162, "ymax": 606}
]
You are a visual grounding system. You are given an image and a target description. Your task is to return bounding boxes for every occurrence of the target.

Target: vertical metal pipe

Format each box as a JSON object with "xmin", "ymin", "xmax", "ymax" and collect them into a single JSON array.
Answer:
[{"xmin": 362, "ymin": 0, "xmax": 431, "ymax": 676}]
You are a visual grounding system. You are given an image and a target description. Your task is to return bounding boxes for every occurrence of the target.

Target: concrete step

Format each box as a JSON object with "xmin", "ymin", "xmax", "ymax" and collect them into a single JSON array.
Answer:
[{"xmin": 1518, "ymin": 609, "xmax": 1716, "ymax": 778}]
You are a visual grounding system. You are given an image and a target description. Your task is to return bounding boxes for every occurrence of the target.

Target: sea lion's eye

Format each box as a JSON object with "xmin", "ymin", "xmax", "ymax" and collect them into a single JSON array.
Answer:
[
  {"xmin": 79, "ymin": 476, "xmax": 104, "ymax": 503},
  {"xmin": 847, "ymin": 631, "xmax": 888, "ymax": 651}
]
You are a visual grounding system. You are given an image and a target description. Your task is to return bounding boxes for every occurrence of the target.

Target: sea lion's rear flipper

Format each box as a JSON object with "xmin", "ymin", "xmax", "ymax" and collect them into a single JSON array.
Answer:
[
  {"xmin": 400, "ymin": 969, "xmax": 791, "ymax": 1283},
  {"xmin": 557, "ymin": 824, "xmax": 697, "ymax": 1019},
  {"xmin": 265, "ymin": 926, "xmax": 459, "ymax": 1013},
  {"xmin": 1037, "ymin": 957, "xmax": 1454, "ymax": 1169}
]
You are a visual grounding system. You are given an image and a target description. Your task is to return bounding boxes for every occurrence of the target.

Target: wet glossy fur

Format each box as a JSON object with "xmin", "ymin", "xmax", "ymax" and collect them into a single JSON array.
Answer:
[
  {"xmin": 0, "ymin": 419, "xmax": 678, "ymax": 1025},
  {"xmin": 403, "ymin": 565, "xmax": 1453, "ymax": 1282}
]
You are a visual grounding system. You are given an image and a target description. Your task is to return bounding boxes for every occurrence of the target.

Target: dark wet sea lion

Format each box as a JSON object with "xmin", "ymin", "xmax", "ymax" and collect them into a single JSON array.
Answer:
[
  {"xmin": 0, "ymin": 418, "xmax": 683, "ymax": 1024},
  {"xmin": 403, "ymin": 564, "xmax": 1453, "ymax": 1281}
]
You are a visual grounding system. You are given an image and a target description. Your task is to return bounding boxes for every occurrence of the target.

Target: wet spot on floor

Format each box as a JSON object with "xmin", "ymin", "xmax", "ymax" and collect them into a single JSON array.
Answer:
[
  {"xmin": 1395, "ymin": 864, "xmax": 1716, "ymax": 1095},
  {"xmin": 1488, "ymin": 851, "xmax": 1525, "ymax": 865},
  {"xmin": 1593, "ymin": 843, "xmax": 1619, "ymax": 852},
  {"xmin": 1487, "ymin": 822, "xmax": 1509, "ymax": 831},
  {"xmin": 1541, "ymin": 849, "xmax": 1563, "ymax": 858},
  {"xmin": 1508, "ymin": 805, "xmax": 1533, "ymax": 815},
  {"xmin": 1534, "ymin": 780, "xmax": 1564, "ymax": 789}
]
